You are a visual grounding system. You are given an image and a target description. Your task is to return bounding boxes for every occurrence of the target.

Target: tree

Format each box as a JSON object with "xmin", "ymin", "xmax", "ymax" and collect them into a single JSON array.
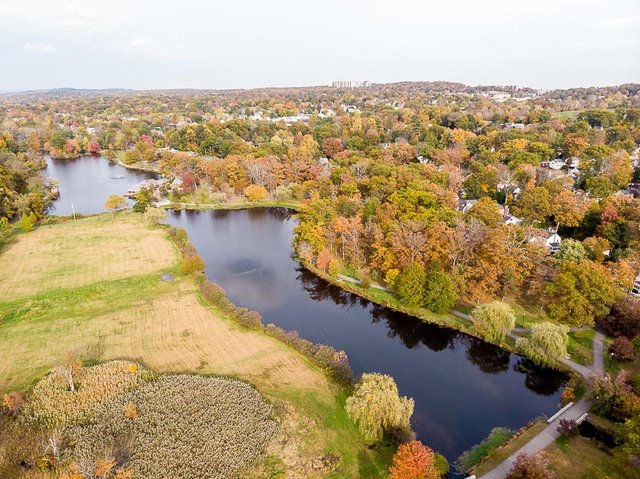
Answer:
[
  {"xmin": 389, "ymin": 440, "xmax": 439, "ymax": 479},
  {"xmin": 104, "ymin": 194, "xmax": 127, "ymax": 213},
  {"xmin": 557, "ymin": 418, "xmax": 578, "ymax": 437},
  {"xmin": 609, "ymin": 336, "xmax": 635, "ymax": 362},
  {"xmin": 546, "ymin": 260, "xmax": 618, "ymax": 326},
  {"xmin": 512, "ymin": 186, "xmax": 551, "ymax": 224},
  {"xmin": 345, "ymin": 373, "xmax": 414, "ymax": 442},
  {"xmin": 395, "ymin": 262, "xmax": 427, "ymax": 307},
  {"xmin": 471, "ymin": 301, "xmax": 516, "ymax": 344},
  {"xmin": 133, "ymin": 187, "xmax": 153, "ymax": 213},
  {"xmin": 244, "ymin": 184, "xmax": 268, "ymax": 202},
  {"xmin": 550, "ymin": 190, "xmax": 586, "ymax": 228},
  {"xmin": 506, "ymin": 452, "xmax": 553, "ymax": 479},
  {"xmin": 618, "ymin": 411, "xmax": 640, "ymax": 458},
  {"xmin": 467, "ymin": 197, "xmax": 503, "ymax": 227},
  {"xmin": 144, "ymin": 207, "xmax": 167, "ymax": 225},
  {"xmin": 423, "ymin": 270, "xmax": 457, "ymax": 314},
  {"xmin": 556, "ymin": 239, "xmax": 587, "ymax": 262},
  {"xmin": 515, "ymin": 322, "xmax": 568, "ymax": 367},
  {"xmin": 600, "ymin": 296, "xmax": 640, "ymax": 339}
]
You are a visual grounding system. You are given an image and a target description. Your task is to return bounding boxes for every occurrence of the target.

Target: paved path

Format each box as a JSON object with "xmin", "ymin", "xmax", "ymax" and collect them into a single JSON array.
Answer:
[
  {"xmin": 479, "ymin": 397, "xmax": 592, "ymax": 479},
  {"xmin": 478, "ymin": 331, "xmax": 606, "ymax": 479}
]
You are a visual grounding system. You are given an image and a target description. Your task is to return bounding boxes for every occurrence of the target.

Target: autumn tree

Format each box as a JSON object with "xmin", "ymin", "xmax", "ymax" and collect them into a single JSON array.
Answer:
[
  {"xmin": 506, "ymin": 452, "xmax": 553, "ymax": 479},
  {"xmin": 512, "ymin": 186, "xmax": 551, "ymax": 224},
  {"xmin": 104, "ymin": 194, "xmax": 127, "ymax": 213},
  {"xmin": 546, "ymin": 260, "xmax": 618, "ymax": 326},
  {"xmin": 471, "ymin": 301, "xmax": 516, "ymax": 344},
  {"xmin": 244, "ymin": 184, "xmax": 268, "ymax": 202},
  {"xmin": 389, "ymin": 440, "xmax": 439, "ymax": 479},
  {"xmin": 599, "ymin": 296, "xmax": 640, "ymax": 339},
  {"xmin": 345, "ymin": 373, "xmax": 414, "ymax": 442},
  {"xmin": 467, "ymin": 197, "xmax": 503, "ymax": 227},
  {"xmin": 395, "ymin": 262, "xmax": 427, "ymax": 307},
  {"xmin": 550, "ymin": 190, "xmax": 586, "ymax": 228},
  {"xmin": 515, "ymin": 322, "xmax": 568, "ymax": 367}
]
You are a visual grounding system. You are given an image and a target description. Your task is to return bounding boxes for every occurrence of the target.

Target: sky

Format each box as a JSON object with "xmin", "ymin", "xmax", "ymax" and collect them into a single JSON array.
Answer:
[{"xmin": 0, "ymin": 0, "xmax": 638, "ymax": 92}]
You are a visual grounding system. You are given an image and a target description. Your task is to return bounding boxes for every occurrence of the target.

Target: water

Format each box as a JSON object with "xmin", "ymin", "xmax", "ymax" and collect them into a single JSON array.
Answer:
[
  {"xmin": 43, "ymin": 156, "xmax": 567, "ymax": 465},
  {"xmin": 44, "ymin": 155, "xmax": 158, "ymax": 216},
  {"xmin": 167, "ymin": 208, "xmax": 567, "ymax": 463}
]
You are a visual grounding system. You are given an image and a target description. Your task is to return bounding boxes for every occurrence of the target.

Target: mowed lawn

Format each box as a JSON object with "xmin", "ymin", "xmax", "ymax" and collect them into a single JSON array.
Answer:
[{"xmin": 0, "ymin": 214, "xmax": 391, "ymax": 478}]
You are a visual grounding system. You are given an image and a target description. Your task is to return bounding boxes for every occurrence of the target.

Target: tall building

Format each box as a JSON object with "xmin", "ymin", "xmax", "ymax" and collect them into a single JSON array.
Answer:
[{"xmin": 332, "ymin": 80, "xmax": 371, "ymax": 88}]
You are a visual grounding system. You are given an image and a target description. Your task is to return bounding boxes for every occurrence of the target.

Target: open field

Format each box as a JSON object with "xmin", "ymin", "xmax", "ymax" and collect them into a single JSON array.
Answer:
[
  {"xmin": 0, "ymin": 215, "xmax": 177, "ymax": 301},
  {"xmin": 0, "ymin": 213, "xmax": 390, "ymax": 478}
]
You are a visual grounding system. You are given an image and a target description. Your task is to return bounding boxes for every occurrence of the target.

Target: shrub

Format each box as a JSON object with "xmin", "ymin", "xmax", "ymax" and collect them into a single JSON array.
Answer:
[
  {"xmin": 18, "ymin": 213, "xmax": 35, "ymax": 232},
  {"xmin": 209, "ymin": 192, "xmax": 227, "ymax": 204},
  {"xmin": 234, "ymin": 307, "xmax": 263, "ymax": 329},
  {"xmin": 1, "ymin": 391, "xmax": 24, "ymax": 416},
  {"xmin": 68, "ymin": 375, "xmax": 277, "ymax": 479},
  {"xmin": 389, "ymin": 440, "xmax": 439, "ymax": 479},
  {"xmin": 557, "ymin": 418, "xmax": 578, "ymax": 437},
  {"xmin": 434, "ymin": 453, "xmax": 449, "ymax": 477},
  {"xmin": 506, "ymin": 452, "xmax": 553, "ymax": 479},
  {"xmin": 561, "ymin": 386, "xmax": 575, "ymax": 405},
  {"xmin": 180, "ymin": 255, "xmax": 205, "ymax": 275},
  {"xmin": 456, "ymin": 427, "xmax": 514, "ymax": 473},
  {"xmin": 610, "ymin": 336, "xmax": 635, "ymax": 362},
  {"xmin": 345, "ymin": 373, "xmax": 414, "ymax": 442},
  {"xmin": 274, "ymin": 185, "xmax": 292, "ymax": 201}
]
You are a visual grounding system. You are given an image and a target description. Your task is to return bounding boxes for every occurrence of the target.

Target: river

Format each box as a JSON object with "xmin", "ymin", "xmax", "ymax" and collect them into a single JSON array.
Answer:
[{"xmin": 45, "ymin": 156, "xmax": 567, "ymax": 466}]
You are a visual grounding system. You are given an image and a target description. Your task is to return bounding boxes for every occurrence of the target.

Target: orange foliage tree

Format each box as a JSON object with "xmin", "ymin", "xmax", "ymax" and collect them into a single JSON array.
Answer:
[{"xmin": 389, "ymin": 440, "xmax": 439, "ymax": 479}]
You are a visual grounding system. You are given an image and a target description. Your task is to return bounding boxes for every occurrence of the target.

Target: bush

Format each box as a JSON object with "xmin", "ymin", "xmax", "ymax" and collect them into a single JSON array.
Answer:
[
  {"xmin": 506, "ymin": 452, "xmax": 553, "ymax": 479},
  {"xmin": 456, "ymin": 427, "xmax": 514, "ymax": 473},
  {"xmin": 68, "ymin": 374, "xmax": 277, "ymax": 479},
  {"xmin": 234, "ymin": 307, "xmax": 263, "ymax": 329},
  {"xmin": 180, "ymin": 255, "xmax": 205, "ymax": 275},
  {"xmin": 1, "ymin": 391, "xmax": 24, "ymax": 416},
  {"xmin": 209, "ymin": 192, "xmax": 227, "ymax": 204},
  {"xmin": 557, "ymin": 418, "xmax": 578, "ymax": 437},
  {"xmin": 610, "ymin": 336, "xmax": 635, "ymax": 362}
]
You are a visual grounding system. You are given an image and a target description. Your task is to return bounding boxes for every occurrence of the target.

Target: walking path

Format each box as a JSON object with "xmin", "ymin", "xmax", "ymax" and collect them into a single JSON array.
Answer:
[{"xmin": 478, "ymin": 331, "xmax": 605, "ymax": 479}]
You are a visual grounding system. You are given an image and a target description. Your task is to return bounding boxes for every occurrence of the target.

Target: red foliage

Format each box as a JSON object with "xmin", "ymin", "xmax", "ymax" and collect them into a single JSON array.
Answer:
[
  {"xmin": 88, "ymin": 140, "xmax": 101, "ymax": 154},
  {"xmin": 322, "ymin": 137, "xmax": 344, "ymax": 158},
  {"xmin": 389, "ymin": 440, "xmax": 439, "ymax": 479},
  {"xmin": 140, "ymin": 134, "xmax": 154, "ymax": 148}
]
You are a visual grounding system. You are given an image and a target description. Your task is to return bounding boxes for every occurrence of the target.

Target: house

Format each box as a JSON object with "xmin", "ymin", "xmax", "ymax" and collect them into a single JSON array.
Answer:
[
  {"xmin": 632, "ymin": 274, "xmax": 640, "ymax": 299},
  {"xmin": 458, "ymin": 199, "xmax": 477, "ymax": 213},
  {"xmin": 529, "ymin": 230, "xmax": 562, "ymax": 254},
  {"xmin": 417, "ymin": 155, "xmax": 431, "ymax": 164},
  {"xmin": 568, "ymin": 157, "xmax": 580, "ymax": 168},
  {"xmin": 548, "ymin": 159, "xmax": 565, "ymax": 170}
]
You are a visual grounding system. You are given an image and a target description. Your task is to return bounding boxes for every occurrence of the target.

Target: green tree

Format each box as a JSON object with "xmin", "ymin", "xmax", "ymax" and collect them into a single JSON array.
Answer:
[
  {"xmin": 104, "ymin": 194, "xmax": 127, "ymax": 213},
  {"xmin": 18, "ymin": 213, "xmax": 34, "ymax": 232},
  {"xmin": 546, "ymin": 260, "xmax": 618, "ymax": 326},
  {"xmin": 133, "ymin": 187, "xmax": 153, "ymax": 213},
  {"xmin": 512, "ymin": 186, "xmax": 551, "ymax": 224},
  {"xmin": 515, "ymin": 322, "xmax": 568, "ymax": 367},
  {"xmin": 556, "ymin": 239, "xmax": 587, "ymax": 262},
  {"xmin": 395, "ymin": 262, "xmax": 427, "ymax": 307},
  {"xmin": 618, "ymin": 411, "xmax": 640, "ymax": 458},
  {"xmin": 471, "ymin": 301, "xmax": 516, "ymax": 344},
  {"xmin": 424, "ymin": 270, "xmax": 457, "ymax": 314},
  {"xmin": 345, "ymin": 373, "xmax": 414, "ymax": 442}
]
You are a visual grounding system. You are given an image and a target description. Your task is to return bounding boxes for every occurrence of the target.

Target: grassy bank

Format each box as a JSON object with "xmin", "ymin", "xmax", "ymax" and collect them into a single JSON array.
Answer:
[{"xmin": 0, "ymin": 212, "xmax": 391, "ymax": 478}]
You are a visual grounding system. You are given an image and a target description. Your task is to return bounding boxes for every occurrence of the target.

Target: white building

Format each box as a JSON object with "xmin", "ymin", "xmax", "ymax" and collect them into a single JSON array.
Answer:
[
  {"xmin": 332, "ymin": 80, "xmax": 371, "ymax": 88},
  {"xmin": 632, "ymin": 274, "xmax": 640, "ymax": 299}
]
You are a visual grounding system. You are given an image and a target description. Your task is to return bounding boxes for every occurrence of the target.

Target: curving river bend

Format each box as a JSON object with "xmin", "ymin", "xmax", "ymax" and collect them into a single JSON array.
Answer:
[{"xmin": 46, "ymin": 156, "xmax": 567, "ymax": 466}]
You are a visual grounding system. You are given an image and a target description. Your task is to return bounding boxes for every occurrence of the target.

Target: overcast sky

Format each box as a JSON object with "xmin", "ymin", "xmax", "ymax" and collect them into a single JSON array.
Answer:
[{"xmin": 0, "ymin": 0, "xmax": 638, "ymax": 92}]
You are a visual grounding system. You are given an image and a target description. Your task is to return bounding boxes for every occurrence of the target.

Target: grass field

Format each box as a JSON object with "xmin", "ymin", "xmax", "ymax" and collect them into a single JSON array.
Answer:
[
  {"xmin": 0, "ymin": 213, "xmax": 391, "ymax": 478},
  {"xmin": 545, "ymin": 435, "xmax": 637, "ymax": 479}
]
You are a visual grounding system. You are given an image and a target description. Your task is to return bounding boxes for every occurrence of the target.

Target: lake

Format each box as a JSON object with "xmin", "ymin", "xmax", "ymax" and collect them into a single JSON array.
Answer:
[
  {"xmin": 167, "ymin": 208, "xmax": 567, "ymax": 464},
  {"xmin": 45, "ymin": 157, "xmax": 567, "ymax": 466},
  {"xmin": 44, "ymin": 155, "xmax": 158, "ymax": 216}
]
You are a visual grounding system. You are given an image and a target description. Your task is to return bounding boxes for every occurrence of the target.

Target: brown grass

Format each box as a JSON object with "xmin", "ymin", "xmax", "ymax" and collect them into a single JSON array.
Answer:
[
  {"xmin": 0, "ymin": 282, "xmax": 330, "ymax": 396},
  {"xmin": 0, "ymin": 215, "xmax": 177, "ymax": 301}
]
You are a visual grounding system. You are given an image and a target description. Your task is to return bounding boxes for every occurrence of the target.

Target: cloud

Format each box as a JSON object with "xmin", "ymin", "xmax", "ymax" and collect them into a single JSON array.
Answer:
[
  {"xmin": 23, "ymin": 42, "xmax": 57, "ymax": 53},
  {"xmin": 597, "ymin": 15, "xmax": 640, "ymax": 28}
]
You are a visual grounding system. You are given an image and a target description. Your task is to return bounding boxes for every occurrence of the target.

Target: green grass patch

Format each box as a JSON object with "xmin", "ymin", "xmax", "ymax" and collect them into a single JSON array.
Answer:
[
  {"xmin": 456, "ymin": 427, "xmax": 514, "ymax": 473},
  {"xmin": 567, "ymin": 330, "xmax": 595, "ymax": 366}
]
